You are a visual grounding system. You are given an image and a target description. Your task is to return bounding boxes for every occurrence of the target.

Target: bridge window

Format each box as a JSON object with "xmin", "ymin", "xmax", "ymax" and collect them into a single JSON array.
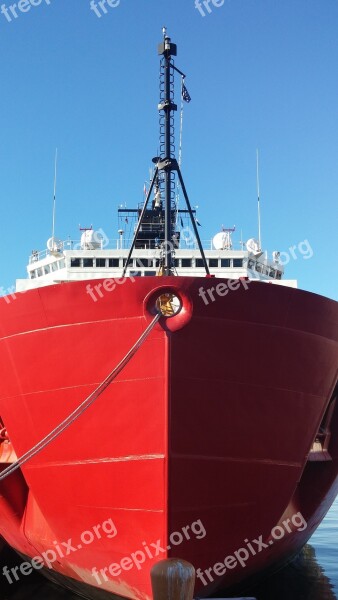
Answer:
[
  {"xmin": 209, "ymin": 259, "xmax": 218, "ymax": 268},
  {"xmin": 108, "ymin": 259, "xmax": 119, "ymax": 268},
  {"xmin": 83, "ymin": 258, "xmax": 93, "ymax": 267},
  {"xmin": 136, "ymin": 258, "xmax": 153, "ymax": 268},
  {"xmin": 71, "ymin": 258, "xmax": 81, "ymax": 267},
  {"xmin": 181, "ymin": 259, "xmax": 192, "ymax": 267},
  {"xmin": 96, "ymin": 258, "xmax": 106, "ymax": 267},
  {"xmin": 233, "ymin": 259, "xmax": 243, "ymax": 268},
  {"xmin": 221, "ymin": 259, "xmax": 230, "ymax": 268},
  {"xmin": 195, "ymin": 258, "xmax": 204, "ymax": 267}
]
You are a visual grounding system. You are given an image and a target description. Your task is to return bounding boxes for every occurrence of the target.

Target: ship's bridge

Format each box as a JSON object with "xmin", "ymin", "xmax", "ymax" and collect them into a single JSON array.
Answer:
[{"xmin": 15, "ymin": 228, "xmax": 297, "ymax": 293}]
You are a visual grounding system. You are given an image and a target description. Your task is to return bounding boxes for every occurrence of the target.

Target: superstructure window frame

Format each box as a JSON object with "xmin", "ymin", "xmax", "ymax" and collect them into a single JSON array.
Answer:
[{"xmin": 71, "ymin": 258, "xmax": 81, "ymax": 268}]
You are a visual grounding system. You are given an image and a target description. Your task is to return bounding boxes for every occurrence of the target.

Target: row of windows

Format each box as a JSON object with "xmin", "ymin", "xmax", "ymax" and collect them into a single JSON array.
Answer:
[
  {"xmin": 69, "ymin": 257, "xmax": 244, "ymax": 269},
  {"xmin": 30, "ymin": 259, "xmax": 65, "ymax": 279},
  {"xmin": 70, "ymin": 258, "xmax": 120, "ymax": 268},
  {"xmin": 247, "ymin": 259, "xmax": 282, "ymax": 279},
  {"xmin": 29, "ymin": 256, "xmax": 283, "ymax": 281}
]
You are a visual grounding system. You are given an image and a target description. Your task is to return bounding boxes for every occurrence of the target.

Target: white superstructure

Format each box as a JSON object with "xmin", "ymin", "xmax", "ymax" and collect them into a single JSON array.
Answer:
[{"xmin": 16, "ymin": 228, "xmax": 297, "ymax": 293}]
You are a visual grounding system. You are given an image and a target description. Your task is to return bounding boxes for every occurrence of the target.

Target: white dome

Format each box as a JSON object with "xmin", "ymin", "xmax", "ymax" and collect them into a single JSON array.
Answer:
[{"xmin": 80, "ymin": 230, "xmax": 102, "ymax": 250}]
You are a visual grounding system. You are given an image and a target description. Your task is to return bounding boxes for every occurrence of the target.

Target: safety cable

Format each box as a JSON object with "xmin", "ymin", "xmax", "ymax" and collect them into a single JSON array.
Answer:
[{"xmin": 0, "ymin": 312, "xmax": 161, "ymax": 482}]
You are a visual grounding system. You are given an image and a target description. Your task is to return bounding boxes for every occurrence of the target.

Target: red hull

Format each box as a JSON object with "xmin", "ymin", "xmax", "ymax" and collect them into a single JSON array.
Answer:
[{"xmin": 0, "ymin": 277, "xmax": 337, "ymax": 599}]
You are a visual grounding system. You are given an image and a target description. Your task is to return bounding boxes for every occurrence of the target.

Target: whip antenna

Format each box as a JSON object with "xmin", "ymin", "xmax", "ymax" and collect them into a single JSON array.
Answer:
[
  {"xmin": 256, "ymin": 148, "xmax": 262, "ymax": 251},
  {"xmin": 51, "ymin": 148, "xmax": 58, "ymax": 243}
]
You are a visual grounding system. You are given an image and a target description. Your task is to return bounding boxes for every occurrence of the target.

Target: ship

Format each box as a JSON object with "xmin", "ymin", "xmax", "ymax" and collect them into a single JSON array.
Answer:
[{"xmin": 0, "ymin": 29, "xmax": 337, "ymax": 600}]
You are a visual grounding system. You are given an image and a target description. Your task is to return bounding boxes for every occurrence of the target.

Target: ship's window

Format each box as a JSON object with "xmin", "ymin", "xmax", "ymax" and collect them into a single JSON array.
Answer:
[
  {"xmin": 276, "ymin": 271, "xmax": 282, "ymax": 280},
  {"xmin": 209, "ymin": 259, "xmax": 218, "ymax": 268},
  {"xmin": 59, "ymin": 259, "xmax": 65, "ymax": 269},
  {"xmin": 233, "ymin": 259, "xmax": 243, "ymax": 268},
  {"xmin": 51, "ymin": 262, "xmax": 58, "ymax": 271},
  {"xmin": 269, "ymin": 269, "xmax": 275, "ymax": 278},
  {"xmin": 195, "ymin": 258, "xmax": 204, "ymax": 267},
  {"xmin": 83, "ymin": 258, "xmax": 93, "ymax": 268},
  {"xmin": 255, "ymin": 263, "xmax": 262, "ymax": 273},
  {"xmin": 248, "ymin": 259, "xmax": 255, "ymax": 269},
  {"xmin": 181, "ymin": 259, "xmax": 192, "ymax": 267},
  {"xmin": 123, "ymin": 258, "xmax": 133, "ymax": 267},
  {"xmin": 174, "ymin": 259, "xmax": 179, "ymax": 267},
  {"xmin": 155, "ymin": 259, "xmax": 161, "ymax": 267},
  {"xmin": 71, "ymin": 258, "xmax": 81, "ymax": 267},
  {"xmin": 37, "ymin": 268, "xmax": 43, "ymax": 277},
  {"xmin": 136, "ymin": 258, "xmax": 153, "ymax": 268},
  {"xmin": 108, "ymin": 259, "xmax": 119, "ymax": 268},
  {"xmin": 30, "ymin": 271, "xmax": 36, "ymax": 279},
  {"xmin": 44, "ymin": 265, "xmax": 51, "ymax": 275},
  {"xmin": 96, "ymin": 258, "xmax": 106, "ymax": 267},
  {"xmin": 144, "ymin": 271, "xmax": 156, "ymax": 276},
  {"xmin": 221, "ymin": 259, "xmax": 230, "ymax": 268},
  {"xmin": 130, "ymin": 271, "xmax": 142, "ymax": 277}
]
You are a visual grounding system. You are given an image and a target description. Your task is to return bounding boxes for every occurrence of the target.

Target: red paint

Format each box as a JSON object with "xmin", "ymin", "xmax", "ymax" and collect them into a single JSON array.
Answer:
[{"xmin": 0, "ymin": 277, "xmax": 337, "ymax": 599}]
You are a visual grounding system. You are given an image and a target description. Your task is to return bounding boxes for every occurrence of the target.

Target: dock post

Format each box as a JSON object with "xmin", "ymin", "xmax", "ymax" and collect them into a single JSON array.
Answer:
[{"xmin": 150, "ymin": 558, "xmax": 195, "ymax": 600}]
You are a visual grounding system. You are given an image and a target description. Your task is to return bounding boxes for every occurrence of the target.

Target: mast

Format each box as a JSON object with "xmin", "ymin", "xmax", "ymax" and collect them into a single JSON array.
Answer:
[
  {"xmin": 157, "ymin": 29, "xmax": 209, "ymax": 276},
  {"xmin": 158, "ymin": 29, "xmax": 177, "ymax": 275},
  {"xmin": 122, "ymin": 30, "xmax": 210, "ymax": 278}
]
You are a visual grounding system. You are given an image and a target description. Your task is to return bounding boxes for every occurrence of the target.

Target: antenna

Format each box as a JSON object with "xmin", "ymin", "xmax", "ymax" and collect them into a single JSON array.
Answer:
[
  {"xmin": 51, "ymin": 148, "xmax": 58, "ymax": 242},
  {"xmin": 256, "ymin": 148, "xmax": 262, "ymax": 251}
]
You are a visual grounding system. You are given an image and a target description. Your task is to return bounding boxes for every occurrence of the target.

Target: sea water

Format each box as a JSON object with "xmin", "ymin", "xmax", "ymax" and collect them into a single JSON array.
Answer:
[{"xmin": 2, "ymin": 499, "xmax": 338, "ymax": 600}]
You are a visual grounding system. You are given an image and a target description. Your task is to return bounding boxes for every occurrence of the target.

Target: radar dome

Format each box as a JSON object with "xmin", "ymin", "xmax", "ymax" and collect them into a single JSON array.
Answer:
[
  {"xmin": 213, "ymin": 231, "xmax": 232, "ymax": 250},
  {"xmin": 80, "ymin": 229, "xmax": 102, "ymax": 250},
  {"xmin": 246, "ymin": 238, "xmax": 261, "ymax": 255},
  {"xmin": 47, "ymin": 237, "xmax": 62, "ymax": 253}
]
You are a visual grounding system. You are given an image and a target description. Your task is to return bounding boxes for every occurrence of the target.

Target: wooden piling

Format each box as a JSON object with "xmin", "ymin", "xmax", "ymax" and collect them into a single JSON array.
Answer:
[{"xmin": 150, "ymin": 558, "xmax": 195, "ymax": 600}]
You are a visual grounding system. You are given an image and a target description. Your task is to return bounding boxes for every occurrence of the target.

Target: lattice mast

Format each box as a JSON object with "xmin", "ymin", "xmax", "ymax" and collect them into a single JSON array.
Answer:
[{"xmin": 158, "ymin": 30, "xmax": 177, "ymax": 274}]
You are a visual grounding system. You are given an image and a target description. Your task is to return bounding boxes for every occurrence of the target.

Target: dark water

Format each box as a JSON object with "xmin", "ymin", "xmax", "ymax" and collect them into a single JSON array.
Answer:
[{"xmin": 2, "ymin": 500, "xmax": 338, "ymax": 600}]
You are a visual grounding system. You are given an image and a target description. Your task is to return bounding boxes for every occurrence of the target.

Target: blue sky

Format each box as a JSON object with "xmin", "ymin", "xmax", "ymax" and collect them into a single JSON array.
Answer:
[{"xmin": 0, "ymin": 0, "xmax": 337, "ymax": 299}]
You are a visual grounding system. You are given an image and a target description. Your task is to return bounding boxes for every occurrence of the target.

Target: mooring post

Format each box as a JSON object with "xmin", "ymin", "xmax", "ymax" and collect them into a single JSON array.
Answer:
[{"xmin": 151, "ymin": 558, "xmax": 195, "ymax": 600}]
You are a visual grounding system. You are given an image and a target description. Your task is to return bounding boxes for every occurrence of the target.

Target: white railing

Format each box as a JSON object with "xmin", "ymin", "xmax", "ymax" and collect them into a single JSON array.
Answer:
[{"xmin": 29, "ymin": 238, "xmax": 251, "ymax": 264}]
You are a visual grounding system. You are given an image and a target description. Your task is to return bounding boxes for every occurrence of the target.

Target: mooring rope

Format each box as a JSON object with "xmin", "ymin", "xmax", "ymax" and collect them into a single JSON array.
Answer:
[{"xmin": 0, "ymin": 312, "xmax": 161, "ymax": 482}]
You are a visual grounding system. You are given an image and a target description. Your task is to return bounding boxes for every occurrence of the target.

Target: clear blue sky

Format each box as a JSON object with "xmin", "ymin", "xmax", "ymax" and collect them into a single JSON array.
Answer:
[{"xmin": 0, "ymin": 0, "xmax": 337, "ymax": 299}]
